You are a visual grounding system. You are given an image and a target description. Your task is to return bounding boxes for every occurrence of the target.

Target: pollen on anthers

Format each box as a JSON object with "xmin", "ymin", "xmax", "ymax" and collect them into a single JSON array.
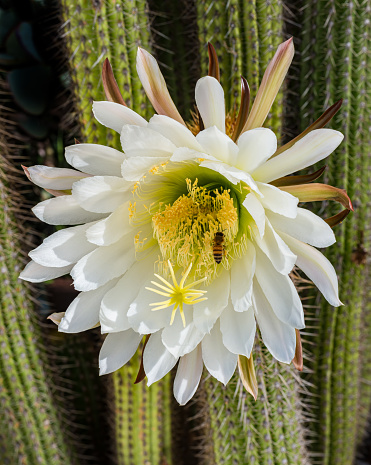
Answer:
[{"xmin": 145, "ymin": 261, "xmax": 208, "ymax": 328}]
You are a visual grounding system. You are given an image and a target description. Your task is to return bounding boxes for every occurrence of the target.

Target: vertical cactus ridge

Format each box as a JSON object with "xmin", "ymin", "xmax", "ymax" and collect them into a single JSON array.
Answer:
[
  {"xmin": 41, "ymin": 323, "xmax": 112, "ymax": 465},
  {"xmin": 195, "ymin": 342, "xmax": 310, "ymax": 465},
  {"xmin": 239, "ymin": 0, "xmax": 260, "ymax": 95},
  {"xmin": 0, "ymin": 150, "xmax": 74, "ymax": 464},
  {"xmin": 113, "ymin": 351, "xmax": 172, "ymax": 465},
  {"xmin": 62, "ymin": 0, "xmax": 151, "ymax": 146},
  {"xmin": 147, "ymin": 0, "xmax": 200, "ymax": 117},
  {"xmin": 196, "ymin": 0, "xmax": 284, "ymax": 135},
  {"xmin": 255, "ymin": 0, "xmax": 283, "ymax": 134},
  {"xmin": 297, "ymin": 0, "xmax": 371, "ymax": 463},
  {"xmin": 197, "ymin": 0, "xmax": 235, "ymax": 108},
  {"xmin": 358, "ymin": 0, "xmax": 371, "ymax": 444}
]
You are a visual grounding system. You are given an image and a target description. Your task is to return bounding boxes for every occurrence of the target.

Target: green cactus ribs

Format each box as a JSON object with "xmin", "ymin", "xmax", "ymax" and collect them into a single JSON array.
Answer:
[
  {"xmin": 0, "ymin": 141, "xmax": 73, "ymax": 464},
  {"xmin": 113, "ymin": 350, "xmax": 173, "ymax": 465},
  {"xmin": 62, "ymin": 0, "xmax": 151, "ymax": 146},
  {"xmin": 297, "ymin": 0, "xmax": 371, "ymax": 463},
  {"xmin": 193, "ymin": 341, "xmax": 310, "ymax": 465}
]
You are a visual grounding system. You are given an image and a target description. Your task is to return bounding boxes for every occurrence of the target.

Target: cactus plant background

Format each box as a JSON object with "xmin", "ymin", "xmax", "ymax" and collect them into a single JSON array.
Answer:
[{"xmin": 0, "ymin": 0, "xmax": 370, "ymax": 464}]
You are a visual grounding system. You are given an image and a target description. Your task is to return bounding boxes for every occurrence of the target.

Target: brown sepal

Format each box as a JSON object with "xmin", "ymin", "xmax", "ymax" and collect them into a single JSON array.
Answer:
[
  {"xmin": 272, "ymin": 99, "xmax": 343, "ymax": 157},
  {"xmin": 270, "ymin": 166, "xmax": 326, "ymax": 187},
  {"xmin": 102, "ymin": 58, "xmax": 127, "ymax": 106},
  {"xmin": 21, "ymin": 165, "xmax": 31, "ymax": 181},
  {"xmin": 207, "ymin": 42, "xmax": 220, "ymax": 81},
  {"xmin": 292, "ymin": 329, "xmax": 303, "ymax": 371},
  {"xmin": 134, "ymin": 335, "xmax": 151, "ymax": 384},
  {"xmin": 325, "ymin": 209, "xmax": 351, "ymax": 228},
  {"xmin": 280, "ymin": 183, "xmax": 353, "ymax": 211},
  {"xmin": 231, "ymin": 76, "xmax": 250, "ymax": 142}
]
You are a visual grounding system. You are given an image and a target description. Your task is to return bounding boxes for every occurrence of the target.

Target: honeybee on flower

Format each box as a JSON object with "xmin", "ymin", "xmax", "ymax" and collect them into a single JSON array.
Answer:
[{"xmin": 20, "ymin": 38, "xmax": 351, "ymax": 405}]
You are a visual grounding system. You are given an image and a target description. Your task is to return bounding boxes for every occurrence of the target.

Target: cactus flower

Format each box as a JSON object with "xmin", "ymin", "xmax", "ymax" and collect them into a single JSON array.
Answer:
[{"xmin": 20, "ymin": 40, "xmax": 350, "ymax": 405}]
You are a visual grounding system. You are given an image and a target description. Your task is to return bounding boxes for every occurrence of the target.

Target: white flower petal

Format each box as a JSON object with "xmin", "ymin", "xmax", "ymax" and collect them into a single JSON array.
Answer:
[
  {"xmin": 256, "ymin": 182, "xmax": 298, "ymax": 218},
  {"xmin": 121, "ymin": 156, "xmax": 169, "ymax": 181},
  {"xmin": 99, "ymin": 330, "xmax": 142, "ymax": 375},
  {"xmin": 127, "ymin": 280, "xmax": 172, "ymax": 333},
  {"xmin": 100, "ymin": 255, "xmax": 157, "ymax": 333},
  {"xmin": 254, "ymin": 248, "xmax": 304, "ymax": 329},
  {"xmin": 279, "ymin": 232, "xmax": 341, "ymax": 307},
  {"xmin": 26, "ymin": 165, "xmax": 88, "ymax": 190},
  {"xmin": 242, "ymin": 193, "xmax": 265, "ymax": 238},
  {"xmin": 252, "ymin": 219, "xmax": 297, "ymax": 275},
  {"xmin": 32, "ymin": 195, "xmax": 106, "ymax": 225},
  {"xmin": 236, "ymin": 128, "xmax": 277, "ymax": 172},
  {"xmin": 72, "ymin": 176, "xmax": 132, "ymax": 213},
  {"xmin": 86, "ymin": 202, "xmax": 132, "ymax": 246},
  {"xmin": 121, "ymin": 125, "xmax": 176, "ymax": 158},
  {"xmin": 196, "ymin": 126, "xmax": 238, "ymax": 165},
  {"xmin": 29, "ymin": 222, "xmax": 97, "ymax": 267},
  {"xmin": 220, "ymin": 303, "xmax": 256, "ymax": 357},
  {"xmin": 267, "ymin": 208, "xmax": 336, "ymax": 248},
  {"xmin": 162, "ymin": 311, "xmax": 204, "ymax": 358},
  {"xmin": 136, "ymin": 48, "xmax": 184, "ymax": 125},
  {"xmin": 65, "ymin": 143, "xmax": 125, "ymax": 176},
  {"xmin": 200, "ymin": 160, "xmax": 260, "ymax": 194},
  {"xmin": 253, "ymin": 279, "xmax": 296, "ymax": 363},
  {"xmin": 93, "ymin": 101, "xmax": 147, "ymax": 133},
  {"xmin": 201, "ymin": 321, "xmax": 237, "ymax": 384},
  {"xmin": 71, "ymin": 235, "xmax": 136, "ymax": 291},
  {"xmin": 193, "ymin": 269, "xmax": 230, "ymax": 333},
  {"xmin": 19, "ymin": 261, "xmax": 72, "ymax": 283},
  {"xmin": 173, "ymin": 346, "xmax": 203, "ymax": 405},
  {"xmin": 170, "ymin": 147, "xmax": 216, "ymax": 163},
  {"xmin": 195, "ymin": 76, "xmax": 225, "ymax": 132},
  {"xmin": 251, "ymin": 129, "xmax": 344, "ymax": 183},
  {"xmin": 230, "ymin": 240, "xmax": 255, "ymax": 311},
  {"xmin": 148, "ymin": 114, "xmax": 203, "ymax": 151},
  {"xmin": 59, "ymin": 279, "xmax": 119, "ymax": 333},
  {"xmin": 144, "ymin": 331, "xmax": 178, "ymax": 386}
]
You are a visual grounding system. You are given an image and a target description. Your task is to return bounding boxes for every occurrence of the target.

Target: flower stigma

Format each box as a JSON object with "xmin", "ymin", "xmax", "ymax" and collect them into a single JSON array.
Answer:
[{"xmin": 146, "ymin": 261, "xmax": 208, "ymax": 327}]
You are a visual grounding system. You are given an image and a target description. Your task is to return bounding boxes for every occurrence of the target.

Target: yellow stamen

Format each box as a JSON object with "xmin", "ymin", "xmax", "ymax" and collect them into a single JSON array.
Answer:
[
  {"xmin": 145, "ymin": 261, "xmax": 207, "ymax": 328},
  {"xmin": 151, "ymin": 180, "xmax": 239, "ymax": 284}
]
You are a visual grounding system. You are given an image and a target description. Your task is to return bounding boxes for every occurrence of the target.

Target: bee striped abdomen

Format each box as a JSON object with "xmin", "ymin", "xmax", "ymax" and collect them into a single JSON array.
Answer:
[{"xmin": 213, "ymin": 232, "xmax": 225, "ymax": 264}]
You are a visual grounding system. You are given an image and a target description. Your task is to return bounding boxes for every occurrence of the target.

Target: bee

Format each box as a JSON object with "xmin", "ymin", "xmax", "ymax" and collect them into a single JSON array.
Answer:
[{"xmin": 213, "ymin": 231, "xmax": 225, "ymax": 264}]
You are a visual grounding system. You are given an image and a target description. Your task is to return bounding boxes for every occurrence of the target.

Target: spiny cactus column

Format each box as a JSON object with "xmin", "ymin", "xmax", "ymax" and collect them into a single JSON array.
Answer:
[
  {"xmin": 146, "ymin": 0, "xmax": 200, "ymax": 117},
  {"xmin": 298, "ymin": 0, "xmax": 371, "ymax": 463},
  {"xmin": 62, "ymin": 0, "xmax": 151, "ymax": 144},
  {"xmin": 0, "ymin": 150, "xmax": 74, "ymax": 464},
  {"xmin": 196, "ymin": 0, "xmax": 284, "ymax": 136},
  {"xmin": 195, "ymin": 342, "xmax": 310, "ymax": 465},
  {"xmin": 61, "ymin": 2, "xmax": 173, "ymax": 464}
]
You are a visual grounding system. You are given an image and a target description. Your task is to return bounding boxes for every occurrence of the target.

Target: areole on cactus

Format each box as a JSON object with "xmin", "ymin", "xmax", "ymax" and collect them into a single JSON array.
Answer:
[{"xmin": 20, "ymin": 38, "xmax": 351, "ymax": 406}]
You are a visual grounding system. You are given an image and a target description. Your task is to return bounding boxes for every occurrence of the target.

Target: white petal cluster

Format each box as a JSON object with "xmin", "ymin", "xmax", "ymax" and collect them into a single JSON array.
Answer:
[{"xmin": 20, "ymin": 47, "xmax": 344, "ymax": 405}]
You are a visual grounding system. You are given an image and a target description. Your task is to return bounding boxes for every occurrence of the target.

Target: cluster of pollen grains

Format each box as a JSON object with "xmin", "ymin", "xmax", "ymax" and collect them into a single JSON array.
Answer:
[{"xmin": 151, "ymin": 179, "xmax": 239, "ymax": 284}]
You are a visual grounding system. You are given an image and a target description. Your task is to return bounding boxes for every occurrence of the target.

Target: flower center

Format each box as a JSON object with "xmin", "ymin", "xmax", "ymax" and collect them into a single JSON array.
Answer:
[{"xmin": 151, "ymin": 179, "xmax": 239, "ymax": 283}]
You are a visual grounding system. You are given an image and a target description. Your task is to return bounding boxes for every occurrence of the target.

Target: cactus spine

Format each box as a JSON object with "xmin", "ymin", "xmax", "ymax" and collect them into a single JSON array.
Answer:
[
  {"xmin": 298, "ymin": 0, "xmax": 371, "ymax": 463},
  {"xmin": 61, "ymin": 2, "xmax": 173, "ymax": 463},
  {"xmin": 196, "ymin": 343, "xmax": 310, "ymax": 465}
]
